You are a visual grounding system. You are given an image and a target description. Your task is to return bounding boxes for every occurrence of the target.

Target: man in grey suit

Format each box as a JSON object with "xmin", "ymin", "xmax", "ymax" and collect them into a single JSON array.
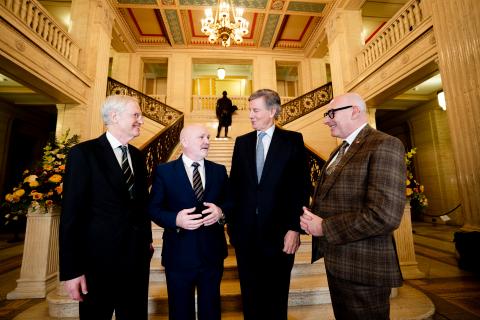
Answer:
[{"xmin": 300, "ymin": 92, "xmax": 406, "ymax": 319}]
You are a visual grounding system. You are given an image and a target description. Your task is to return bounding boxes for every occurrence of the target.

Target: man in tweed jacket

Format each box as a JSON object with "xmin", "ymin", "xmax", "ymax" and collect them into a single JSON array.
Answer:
[{"xmin": 300, "ymin": 92, "xmax": 406, "ymax": 319}]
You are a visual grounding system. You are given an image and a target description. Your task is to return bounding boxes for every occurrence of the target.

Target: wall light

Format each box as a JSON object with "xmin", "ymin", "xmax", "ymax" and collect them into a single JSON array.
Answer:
[
  {"xmin": 437, "ymin": 90, "xmax": 446, "ymax": 111},
  {"xmin": 217, "ymin": 67, "xmax": 226, "ymax": 80}
]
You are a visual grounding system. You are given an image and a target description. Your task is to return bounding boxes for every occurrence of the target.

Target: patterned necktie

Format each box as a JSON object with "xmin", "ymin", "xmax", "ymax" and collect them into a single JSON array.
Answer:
[
  {"xmin": 192, "ymin": 162, "xmax": 204, "ymax": 201},
  {"xmin": 256, "ymin": 131, "xmax": 267, "ymax": 183},
  {"xmin": 326, "ymin": 141, "xmax": 349, "ymax": 175},
  {"xmin": 120, "ymin": 146, "xmax": 135, "ymax": 199}
]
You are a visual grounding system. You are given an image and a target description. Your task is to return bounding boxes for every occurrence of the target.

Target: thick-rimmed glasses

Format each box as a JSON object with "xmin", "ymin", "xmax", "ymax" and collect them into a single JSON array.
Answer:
[{"xmin": 323, "ymin": 105, "xmax": 353, "ymax": 119}]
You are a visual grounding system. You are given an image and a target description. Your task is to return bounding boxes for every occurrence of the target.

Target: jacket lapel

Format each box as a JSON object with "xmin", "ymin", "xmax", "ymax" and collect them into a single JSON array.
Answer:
[
  {"xmin": 318, "ymin": 125, "xmax": 373, "ymax": 199},
  {"xmin": 174, "ymin": 156, "xmax": 197, "ymax": 201},
  {"xmin": 245, "ymin": 131, "xmax": 259, "ymax": 184},
  {"xmin": 95, "ymin": 134, "xmax": 128, "ymax": 196}
]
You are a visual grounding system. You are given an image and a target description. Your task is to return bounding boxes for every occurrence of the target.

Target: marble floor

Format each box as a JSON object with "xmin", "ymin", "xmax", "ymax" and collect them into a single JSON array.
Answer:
[{"xmin": 1, "ymin": 222, "xmax": 479, "ymax": 320}]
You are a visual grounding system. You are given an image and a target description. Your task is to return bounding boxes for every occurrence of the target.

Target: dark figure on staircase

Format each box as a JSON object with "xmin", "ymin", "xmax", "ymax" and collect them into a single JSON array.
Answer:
[
  {"xmin": 216, "ymin": 90, "xmax": 234, "ymax": 138},
  {"xmin": 59, "ymin": 95, "xmax": 153, "ymax": 320},
  {"xmin": 149, "ymin": 124, "xmax": 230, "ymax": 320}
]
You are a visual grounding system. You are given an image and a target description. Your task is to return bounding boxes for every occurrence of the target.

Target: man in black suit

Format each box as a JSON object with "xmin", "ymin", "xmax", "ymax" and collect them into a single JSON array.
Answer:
[
  {"xmin": 229, "ymin": 89, "xmax": 309, "ymax": 320},
  {"xmin": 216, "ymin": 90, "xmax": 233, "ymax": 138},
  {"xmin": 148, "ymin": 124, "xmax": 229, "ymax": 320},
  {"xmin": 59, "ymin": 95, "xmax": 152, "ymax": 319}
]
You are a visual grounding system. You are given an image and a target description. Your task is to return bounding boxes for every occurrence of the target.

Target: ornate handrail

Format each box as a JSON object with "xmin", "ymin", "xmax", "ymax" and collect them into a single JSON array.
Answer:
[
  {"xmin": 143, "ymin": 115, "xmax": 184, "ymax": 184},
  {"xmin": 277, "ymin": 82, "xmax": 333, "ymax": 126},
  {"xmin": 106, "ymin": 78, "xmax": 184, "ymax": 183},
  {"xmin": 0, "ymin": 0, "xmax": 80, "ymax": 65},
  {"xmin": 305, "ymin": 144, "xmax": 326, "ymax": 199},
  {"xmin": 356, "ymin": 0, "xmax": 427, "ymax": 73},
  {"xmin": 107, "ymin": 77, "xmax": 182, "ymax": 126}
]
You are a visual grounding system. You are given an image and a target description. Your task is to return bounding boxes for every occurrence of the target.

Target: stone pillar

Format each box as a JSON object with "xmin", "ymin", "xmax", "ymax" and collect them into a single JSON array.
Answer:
[
  {"xmin": 430, "ymin": 0, "xmax": 480, "ymax": 230},
  {"xmin": 56, "ymin": 104, "xmax": 88, "ymax": 142},
  {"xmin": 110, "ymin": 52, "xmax": 132, "ymax": 86},
  {"xmin": 167, "ymin": 53, "xmax": 191, "ymax": 113},
  {"xmin": 325, "ymin": 9, "xmax": 363, "ymax": 95},
  {"xmin": 253, "ymin": 56, "xmax": 276, "ymax": 91},
  {"xmin": 305, "ymin": 58, "xmax": 328, "ymax": 91}
]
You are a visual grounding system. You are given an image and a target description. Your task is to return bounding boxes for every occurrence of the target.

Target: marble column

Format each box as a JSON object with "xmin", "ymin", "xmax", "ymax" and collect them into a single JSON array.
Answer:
[
  {"xmin": 305, "ymin": 58, "xmax": 328, "ymax": 92},
  {"xmin": 430, "ymin": 0, "xmax": 480, "ymax": 231},
  {"xmin": 325, "ymin": 9, "xmax": 363, "ymax": 95}
]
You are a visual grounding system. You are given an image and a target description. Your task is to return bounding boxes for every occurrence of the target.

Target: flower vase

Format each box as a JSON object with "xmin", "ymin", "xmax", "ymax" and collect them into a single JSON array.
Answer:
[{"xmin": 7, "ymin": 205, "xmax": 60, "ymax": 299}]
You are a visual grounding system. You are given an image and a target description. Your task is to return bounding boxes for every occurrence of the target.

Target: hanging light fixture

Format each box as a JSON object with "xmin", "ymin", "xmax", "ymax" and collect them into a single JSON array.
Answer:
[
  {"xmin": 217, "ymin": 67, "xmax": 226, "ymax": 80},
  {"xmin": 437, "ymin": 90, "xmax": 446, "ymax": 111},
  {"xmin": 201, "ymin": 0, "xmax": 249, "ymax": 47}
]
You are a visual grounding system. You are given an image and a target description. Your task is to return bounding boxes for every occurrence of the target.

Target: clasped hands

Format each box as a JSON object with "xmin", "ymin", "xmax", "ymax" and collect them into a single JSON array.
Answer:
[
  {"xmin": 300, "ymin": 206, "xmax": 324, "ymax": 236},
  {"xmin": 176, "ymin": 202, "xmax": 223, "ymax": 230}
]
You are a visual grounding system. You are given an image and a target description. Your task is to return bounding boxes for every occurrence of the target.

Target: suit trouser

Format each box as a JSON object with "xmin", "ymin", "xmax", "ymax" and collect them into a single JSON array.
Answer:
[
  {"xmin": 235, "ymin": 247, "xmax": 295, "ymax": 320},
  {"xmin": 165, "ymin": 264, "xmax": 223, "ymax": 320},
  {"xmin": 326, "ymin": 270, "xmax": 391, "ymax": 320},
  {"xmin": 79, "ymin": 270, "xmax": 149, "ymax": 320}
]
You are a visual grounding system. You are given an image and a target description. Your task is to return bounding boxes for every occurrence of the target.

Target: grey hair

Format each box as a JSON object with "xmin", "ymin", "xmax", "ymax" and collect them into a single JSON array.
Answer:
[
  {"xmin": 101, "ymin": 95, "xmax": 139, "ymax": 125},
  {"xmin": 248, "ymin": 89, "xmax": 282, "ymax": 118}
]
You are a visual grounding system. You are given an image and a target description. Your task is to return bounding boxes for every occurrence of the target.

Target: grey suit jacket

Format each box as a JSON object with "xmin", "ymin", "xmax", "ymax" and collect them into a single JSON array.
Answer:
[{"xmin": 311, "ymin": 124, "xmax": 405, "ymax": 287}]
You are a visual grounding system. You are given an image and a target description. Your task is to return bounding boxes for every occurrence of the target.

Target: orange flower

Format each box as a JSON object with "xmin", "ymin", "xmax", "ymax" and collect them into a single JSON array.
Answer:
[{"xmin": 48, "ymin": 174, "xmax": 62, "ymax": 183}]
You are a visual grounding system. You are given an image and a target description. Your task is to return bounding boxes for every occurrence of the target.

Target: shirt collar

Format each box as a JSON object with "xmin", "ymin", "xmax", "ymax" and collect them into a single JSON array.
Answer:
[
  {"xmin": 257, "ymin": 125, "xmax": 275, "ymax": 138},
  {"xmin": 344, "ymin": 123, "xmax": 367, "ymax": 145},
  {"xmin": 106, "ymin": 131, "xmax": 125, "ymax": 149},
  {"xmin": 182, "ymin": 154, "xmax": 205, "ymax": 168}
]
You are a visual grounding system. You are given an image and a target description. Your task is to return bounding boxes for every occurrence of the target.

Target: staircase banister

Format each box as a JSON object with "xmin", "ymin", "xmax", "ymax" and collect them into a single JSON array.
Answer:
[
  {"xmin": 304, "ymin": 143, "xmax": 327, "ymax": 198},
  {"xmin": 277, "ymin": 82, "xmax": 333, "ymax": 126}
]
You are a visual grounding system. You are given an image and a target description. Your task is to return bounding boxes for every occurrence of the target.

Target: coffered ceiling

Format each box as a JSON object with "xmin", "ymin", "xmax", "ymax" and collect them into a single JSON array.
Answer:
[{"xmin": 111, "ymin": 0, "xmax": 334, "ymax": 51}]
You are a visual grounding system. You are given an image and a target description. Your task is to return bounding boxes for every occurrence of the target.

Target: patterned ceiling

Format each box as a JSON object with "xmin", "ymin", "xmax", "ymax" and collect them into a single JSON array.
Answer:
[{"xmin": 112, "ymin": 0, "xmax": 333, "ymax": 50}]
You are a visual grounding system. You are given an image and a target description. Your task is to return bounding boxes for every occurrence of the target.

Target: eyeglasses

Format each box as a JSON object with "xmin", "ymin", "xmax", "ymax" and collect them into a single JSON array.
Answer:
[{"xmin": 323, "ymin": 105, "xmax": 353, "ymax": 119}]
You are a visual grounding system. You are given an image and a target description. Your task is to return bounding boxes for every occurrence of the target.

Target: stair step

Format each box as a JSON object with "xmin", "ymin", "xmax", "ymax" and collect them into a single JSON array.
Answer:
[
  {"xmin": 413, "ymin": 233, "xmax": 456, "ymax": 254},
  {"xmin": 148, "ymin": 273, "xmax": 331, "ymax": 315}
]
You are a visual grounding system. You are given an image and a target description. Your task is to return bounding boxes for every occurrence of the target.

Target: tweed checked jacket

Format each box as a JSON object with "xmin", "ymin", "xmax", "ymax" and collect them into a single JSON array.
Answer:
[{"xmin": 311, "ymin": 124, "xmax": 406, "ymax": 287}]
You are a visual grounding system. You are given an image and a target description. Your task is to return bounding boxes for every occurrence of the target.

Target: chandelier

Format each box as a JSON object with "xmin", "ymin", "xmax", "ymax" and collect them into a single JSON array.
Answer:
[{"xmin": 201, "ymin": 0, "xmax": 249, "ymax": 47}]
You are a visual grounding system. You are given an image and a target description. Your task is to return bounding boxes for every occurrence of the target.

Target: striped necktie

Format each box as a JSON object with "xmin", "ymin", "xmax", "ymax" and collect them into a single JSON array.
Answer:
[
  {"xmin": 120, "ymin": 146, "xmax": 135, "ymax": 199},
  {"xmin": 326, "ymin": 141, "xmax": 349, "ymax": 175},
  {"xmin": 192, "ymin": 162, "xmax": 204, "ymax": 201}
]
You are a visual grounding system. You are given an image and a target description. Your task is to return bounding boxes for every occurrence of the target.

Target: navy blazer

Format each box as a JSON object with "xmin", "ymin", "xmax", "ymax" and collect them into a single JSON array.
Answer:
[
  {"xmin": 229, "ymin": 127, "xmax": 310, "ymax": 255},
  {"xmin": 148, "ymin": 157, "xmax": 229, "ymax": 270}
]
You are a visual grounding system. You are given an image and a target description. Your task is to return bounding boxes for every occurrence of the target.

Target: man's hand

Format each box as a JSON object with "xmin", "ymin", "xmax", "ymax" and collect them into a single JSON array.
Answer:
[
  {"xmin": 201, "ymin": 202, "xmax": 224, "ymax": 226},
  {"xmin": 65, "ymin": 275, "xmax": 88, "ymax": 301},
  {"xmin": 283, "ymin": 230, "xmax": 300, "ymax": 254},
  {"xmin": 176, "ymin": 207, "xmax": 203, "ymax": 230},
  {"xmin": 300, "ymin": 206, "xmax": 324, "ymax": 236}
]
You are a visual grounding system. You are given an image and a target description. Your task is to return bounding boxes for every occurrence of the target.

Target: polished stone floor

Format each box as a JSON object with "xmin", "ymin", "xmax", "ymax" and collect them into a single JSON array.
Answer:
[{"xmin": 1, "ymin": 222, "xmax": 479, "ymax": 320}]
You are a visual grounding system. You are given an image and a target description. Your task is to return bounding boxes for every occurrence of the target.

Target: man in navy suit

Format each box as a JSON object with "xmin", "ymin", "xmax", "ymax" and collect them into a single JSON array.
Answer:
[
  {"xmin": 229, "ymin": 89, "xmax": 310, "ymax": 319},
  {"xmin": 148, "ymin": 124, "xmax": 229, "ymax": 320},
  {"xmin": 59, "ymin": 95, "xmax": 153, "ymax": 319}
]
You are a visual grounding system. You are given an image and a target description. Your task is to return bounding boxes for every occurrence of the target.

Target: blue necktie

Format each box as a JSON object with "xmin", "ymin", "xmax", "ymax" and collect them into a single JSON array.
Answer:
[{"xmin": 256, "ymin": 132, "xmax": 267, "ymax": 183}]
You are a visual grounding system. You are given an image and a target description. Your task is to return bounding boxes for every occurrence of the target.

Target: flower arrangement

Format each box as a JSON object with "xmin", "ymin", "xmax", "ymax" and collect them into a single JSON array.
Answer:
[
  {"xmin": 2, "ymin": 130, "xmax": 79, "ymax": 224},
  {"xmin": 405, "ymin": 147, "xmax": 428, "ymax": 210}
]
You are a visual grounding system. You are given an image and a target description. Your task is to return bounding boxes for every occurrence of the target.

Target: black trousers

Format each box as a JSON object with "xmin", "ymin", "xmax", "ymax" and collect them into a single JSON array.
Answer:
[
  {"xmin": 235, "ymin": 247, "xmax": 295, "ymax": 320},
  {"xmin": 326, "ymin": 270, "xmax": 391, "ymax": 320},
  {"xmin": 79, "ymin": 270, "xmax": 149, "ymax": 320},
  {"xmin": 165, "ymin": 264, "xmax": 224, "ymax": 320}
]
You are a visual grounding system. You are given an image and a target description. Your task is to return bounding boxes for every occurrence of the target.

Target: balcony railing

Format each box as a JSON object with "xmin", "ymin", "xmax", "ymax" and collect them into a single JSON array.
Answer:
[
  {"xmin": 1, "ymin": 0, "xmax": 79, "ymax": 65},
  {"xmin": 192, "ymin": 95, "xmax": 293, "ymax": 112},
  {"xmin": 356, "ymin": 0, "xmax": 428, "ymax": 73}
]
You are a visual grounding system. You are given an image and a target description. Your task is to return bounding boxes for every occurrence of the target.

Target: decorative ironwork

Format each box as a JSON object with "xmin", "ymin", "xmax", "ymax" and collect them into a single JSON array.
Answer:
[
  {"xmin": 143, "ymin": 116, "xmax": 184, "ymax": 184},
  {"xmin": 277, "ymin": 82, "xmax": 333, "ymax": 126},
  {"xmin": 305, "ymin": 144, "xmax": 326, "ymax": 199},
  {"xmin": 107, "ymin": 77, "xmax": 183, "ymax": 126}
]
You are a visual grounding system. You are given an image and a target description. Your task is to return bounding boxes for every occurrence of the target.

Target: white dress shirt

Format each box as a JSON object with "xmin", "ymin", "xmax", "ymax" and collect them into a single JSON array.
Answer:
[
  {"xmin": 182, "ymin": 154, "xmax": 206, "ymax": 188},
  {"xmin": 257, "ymin": 125, "xmax": 276, "ymax": 161},
  {"xmin": 106, "ymin": 131, "xmax": 134, "ymax": 171}
]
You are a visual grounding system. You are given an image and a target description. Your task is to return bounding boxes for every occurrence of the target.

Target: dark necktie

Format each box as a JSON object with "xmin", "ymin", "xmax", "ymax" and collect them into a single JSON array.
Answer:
[
  {"xmin": 192, "ymin": 162, "xmax": 204, "ymax": 201},
  {"xmin": 120, "ymin": 146, "xmax": 135, "ymax": 199},
  {"xmin": 326, "ymin": 141, "xmax": 349, "ymax": 175},
  {"xmin": 256, "ymin": 132, "xmax": 267, "ymax": 183}
]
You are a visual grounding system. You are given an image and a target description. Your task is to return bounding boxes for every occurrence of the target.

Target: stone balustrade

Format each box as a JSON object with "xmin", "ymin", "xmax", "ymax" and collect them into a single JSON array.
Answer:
[
  {"xmin": 1, "ymin": 0, "xmax": 79, "ymax": 65},
  {"xmin": 356, "ymin": 0, "xmax": 427, "ymax": 73},
  {"xmin": 191, "ymin": 95, "xmax": 293, "ymax": 112}
]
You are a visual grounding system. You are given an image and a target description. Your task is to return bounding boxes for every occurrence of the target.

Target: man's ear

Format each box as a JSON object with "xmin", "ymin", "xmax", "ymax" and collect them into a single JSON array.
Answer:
[{"xmin": 351, "ymin": 105, "xmax": 361, "ymax": 119}]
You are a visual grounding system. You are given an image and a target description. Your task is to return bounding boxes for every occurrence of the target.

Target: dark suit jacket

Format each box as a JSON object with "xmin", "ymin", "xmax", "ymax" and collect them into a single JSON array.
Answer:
[
  {"xmin": 59, "ymin": 133, "xmax": 152, "ymax": 281},
  {"xmin": 229, "ymin": 127, "xmax": 309, "ymax": 255},
  {"xmin": 148, "ymin": 157, "xmax": 228, "ymax": 270},
  {"xmin": 312, "ymin": 124, "xmax": 405, "ymax": 287}
]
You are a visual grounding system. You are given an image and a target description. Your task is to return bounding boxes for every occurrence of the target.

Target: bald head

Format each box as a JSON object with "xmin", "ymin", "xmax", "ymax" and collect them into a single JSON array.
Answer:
[
  {"xmin": 324, "ymin": 92, "xmax": 368, "ymax": 139},
  {"xmin": 181, "ymin": 125, "xmax": 210, "ymax": 161}
]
